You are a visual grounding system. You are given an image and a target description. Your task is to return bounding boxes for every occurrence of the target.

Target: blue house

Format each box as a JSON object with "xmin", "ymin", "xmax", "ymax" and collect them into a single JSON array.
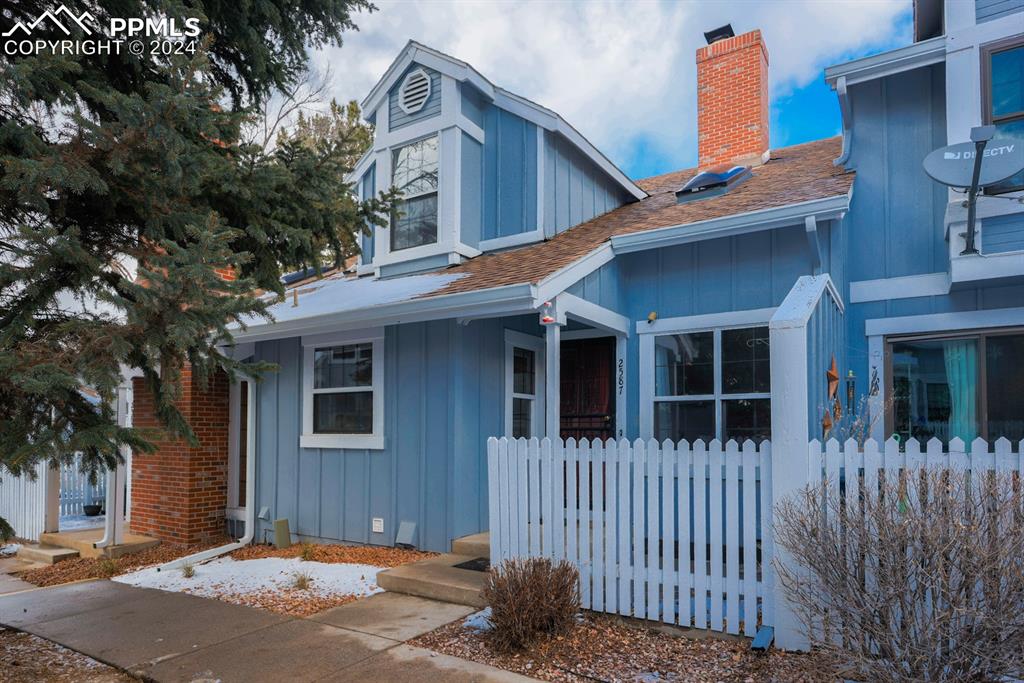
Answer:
[{"xmin": 229, "ymin": 1, "xmax": 1024, "ymax": 553}]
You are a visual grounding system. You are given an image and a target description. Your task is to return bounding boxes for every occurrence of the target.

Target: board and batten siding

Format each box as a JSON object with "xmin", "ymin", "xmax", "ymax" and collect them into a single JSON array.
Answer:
[
  {"xmin": 360, "ymin": 163, "xmax": 376, "ymax": 264},
  {"xmin": 481, "ymin": 108, "xmax": 539, "ymax": 241},
  {"xmin": 253, "ymin": 315, "xmax": 543, "ymax": 552},
  {"xmin": 544, "ymin": 132, "xmax": 633, "ymax": 236},
  {"xmin": 976, "ymin": 0, "xmax": 1024, "ymax": 23},
  {"xmin": 841, "ymin": 62, "xmax": 1024, "ymax": 391},
  {"xmin": 388, "ymin": 63, "xmax": 442, "ymax": 132},
  {"xmin": 982, "ymin": 212, "xmax": 1024, "ymax": 254}
]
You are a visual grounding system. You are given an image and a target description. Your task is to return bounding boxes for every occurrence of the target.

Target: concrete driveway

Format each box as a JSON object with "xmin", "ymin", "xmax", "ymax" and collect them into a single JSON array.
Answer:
[{"xmin": 0, "ymin": 581, "xmax": 532, "ymax": 682}]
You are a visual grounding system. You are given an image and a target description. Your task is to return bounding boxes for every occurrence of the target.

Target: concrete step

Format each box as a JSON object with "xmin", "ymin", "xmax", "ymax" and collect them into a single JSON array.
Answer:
[
  {"xmin": 377, "ymin": 554, "xmax": 487, "ymax": 608},
  {"xmin": 451, "ymin": 532, "xmax": 489, "ymax": 559},
  {"xmin": 39, "ymin": 529, "xmax": 159, "ymax": 559},
  {"xmin": 17, "ymin": 544, "xmax": 79, "ymax": 565}
]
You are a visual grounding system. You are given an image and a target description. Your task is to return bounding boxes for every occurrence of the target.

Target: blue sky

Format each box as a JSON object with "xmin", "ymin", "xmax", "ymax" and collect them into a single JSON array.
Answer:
[{"xmin": 315, "ymin": 0, "xmax": 915, "ymax": 180}]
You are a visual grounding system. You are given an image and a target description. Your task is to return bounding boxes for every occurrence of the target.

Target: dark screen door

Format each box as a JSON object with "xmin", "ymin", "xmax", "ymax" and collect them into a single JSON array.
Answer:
[{"xmin": 560, "ymin": 337, "xmax": 615, "ymax": 442}]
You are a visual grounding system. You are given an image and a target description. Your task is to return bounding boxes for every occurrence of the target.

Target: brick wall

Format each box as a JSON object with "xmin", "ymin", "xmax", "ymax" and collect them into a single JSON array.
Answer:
[
  {"xmin": 696, "ymin": 29, "xmax": 770, "ymax": 170},
  {"xmin": 131, "ymin": 367, "xmax": 230, "ymax": 544}
]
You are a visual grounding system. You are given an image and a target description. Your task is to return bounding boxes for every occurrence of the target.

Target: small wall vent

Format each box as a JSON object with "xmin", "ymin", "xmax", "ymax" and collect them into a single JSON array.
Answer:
[{"xmin": 398, "ymin": 68, "xmax": 431, "ymax": 115}]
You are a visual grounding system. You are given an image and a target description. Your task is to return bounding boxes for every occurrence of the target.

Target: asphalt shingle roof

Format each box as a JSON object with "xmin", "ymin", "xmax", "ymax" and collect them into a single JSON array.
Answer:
[{"xmin": 426, "ymin": 136, "xmax": 854, "ymax": 297}]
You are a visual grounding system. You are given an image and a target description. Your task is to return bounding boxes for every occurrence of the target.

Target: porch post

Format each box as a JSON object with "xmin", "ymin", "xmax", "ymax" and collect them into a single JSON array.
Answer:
[
  {"xmin": 768, "ymin": 293, "xmax": 813, "ymax": 652},
  {"xmin": 544, "ymin": 321, "xmax": 561, "ymax": 439},
  {"xmin": 43, "ymin": 464, "xmax": 60, "ymax": 533}
]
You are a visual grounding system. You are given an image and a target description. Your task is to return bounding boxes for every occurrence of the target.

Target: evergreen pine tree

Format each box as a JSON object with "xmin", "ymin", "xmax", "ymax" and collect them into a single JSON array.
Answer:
[{"xmin": 0, "ymin": 1, "xmax": 392, "ymax": 478}]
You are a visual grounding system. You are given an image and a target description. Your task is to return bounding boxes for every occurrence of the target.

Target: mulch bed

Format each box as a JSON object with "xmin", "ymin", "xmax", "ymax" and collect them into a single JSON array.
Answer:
[
  {"xmin": 410, "ymin": 612, "xmax": 837, "ymax": 683},
  {"xmin": 204, "ymin": 587, "xmax": 360, "ymax": 617},
  {"xmin": 230, "ymin": 542, "xmax": 436, "ymax": 567},
  {"xmin": 18, "ymin": 540, "xmax": 228, "ymax": 587},
  {"xmin": 0, "ymin": 627, "xmax": 135, "ymax": 682}
]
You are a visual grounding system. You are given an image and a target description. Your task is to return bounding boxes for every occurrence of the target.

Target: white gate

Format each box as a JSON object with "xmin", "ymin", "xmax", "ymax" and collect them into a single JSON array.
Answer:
[
  {"xmin": 59, "ymin": 456, "xmax": 107, "ymax": 517},
  {"xmin": 488, "ymin": 436, "xmax": 773, "ymax": 637}
]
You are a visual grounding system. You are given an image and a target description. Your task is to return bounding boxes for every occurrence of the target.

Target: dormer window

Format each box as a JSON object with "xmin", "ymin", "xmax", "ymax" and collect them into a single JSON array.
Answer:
[{"xmin": 391, "ymin": 135, "xmax": 439, "ymax": 251}]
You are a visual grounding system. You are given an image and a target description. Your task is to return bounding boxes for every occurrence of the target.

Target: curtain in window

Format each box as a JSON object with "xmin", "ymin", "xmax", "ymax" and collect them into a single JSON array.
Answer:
[{"xmin": 943, "ymin": 340, "xmax": 978, "ymax": 442}]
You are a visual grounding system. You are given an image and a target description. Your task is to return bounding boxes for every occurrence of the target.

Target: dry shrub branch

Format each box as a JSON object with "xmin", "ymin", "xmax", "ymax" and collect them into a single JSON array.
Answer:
[
  {"xmin": 484, "ymin": 557, "xmax": 580, "ymax": 653},
  {"xmin": 775, "ymin": 466, "xmax": 1024, "ymax": 682}
]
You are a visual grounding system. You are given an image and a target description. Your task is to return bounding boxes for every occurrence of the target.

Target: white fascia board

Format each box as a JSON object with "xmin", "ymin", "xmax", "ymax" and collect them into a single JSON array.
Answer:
[
  {"xmin": 558, "ymin": 293, "xmax": 630, "ymax": 336},
  {"xmin": 361, "ymin": 41, "xmax": 495, "ymax": 114},
  {"xmin": 824, "ymin": 35, "xmax": 946, "ymax": 87},
  {"xmin": 636, "ymin": 307, "xmax": 777, "ymax": 335},
  {"xmin": 233, "ymin": 283, "xmax": 536, "ymax": 343},
  {"xmin": 611, "ymin": 192, "xmax": 851, "ymax": 255},
  {"xmin": 534, "ymin": 242, "xmax": 614, "ymax": 305},
  {"xmin": 865, "ymin": 306, "xmax": 1024, "ymax": 337},
  {"xmin": 348, "ymin": 147, "xmax": 375, "ymax": 185},
  {"xmin": 849, "ymin": 272, "xmax": 951, "ymax": 303},
  {"xmin": 770, "ymin": 274, "xmax": 844, "ymax": 330}
]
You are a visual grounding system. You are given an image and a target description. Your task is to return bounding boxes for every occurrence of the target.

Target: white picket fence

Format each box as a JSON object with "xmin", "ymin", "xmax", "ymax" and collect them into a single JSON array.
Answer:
[
  {"xmin": 488, "ymin": 435, "xmax": 1023, "ymax": 642},
  {"xmin": 0, "ymin": 463, "xmax": 52, "ymax": 542},
  {"xmin": 59, "ymin": 457, "xmax": 106, "ymax": 516},
  {"xmin": 487, "ymin": 436, "xmax": 773, "ymax": 637}
]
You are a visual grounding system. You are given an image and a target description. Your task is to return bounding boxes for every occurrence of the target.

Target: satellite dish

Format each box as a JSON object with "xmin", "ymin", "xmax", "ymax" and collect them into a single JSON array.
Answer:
[{"xmin": 923, "ymin": 138, "xmax": 1024, "ymax": 188}]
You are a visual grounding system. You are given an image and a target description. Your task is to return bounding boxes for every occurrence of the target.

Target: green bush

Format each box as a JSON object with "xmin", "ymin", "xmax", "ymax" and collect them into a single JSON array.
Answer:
[
  {"xmin": 0, "ymin": 516, "xmax": 14, "ymax": 544},
  {"xmin": 483, "ymin": 557, "xmax": 580, "ymax": 652}
]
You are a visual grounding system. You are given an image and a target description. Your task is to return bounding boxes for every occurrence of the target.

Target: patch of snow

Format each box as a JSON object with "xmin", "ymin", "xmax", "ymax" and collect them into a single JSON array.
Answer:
[
  {"xmin": 60, "ymin": 514, "xmax": 105, "ymax": 531},
  {"xmin": 0, "ymin": 544, "xmax": 20, "ymax": 557},
  {"xmin": 113, "ymin": 556, "xmax": 385, "ymax": 600},
  {"xmin": 463, "ymin": 607, "xmax": 493, "ymax": 632},
  {"xmin": 241, "ymin": 272, "xmax": 467, "ymax": 329}
]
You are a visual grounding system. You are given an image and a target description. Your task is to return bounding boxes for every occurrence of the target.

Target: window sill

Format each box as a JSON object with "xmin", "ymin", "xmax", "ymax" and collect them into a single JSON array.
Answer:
[{"xmin": 300, "ymin": 434, "xmax": 385, "ymax": 451}]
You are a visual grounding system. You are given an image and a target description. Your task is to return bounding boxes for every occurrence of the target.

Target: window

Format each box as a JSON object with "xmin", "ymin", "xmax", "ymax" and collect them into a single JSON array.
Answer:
[
  {"xmin": 301, "ymin": 331, "xmax": 384, "ymax": 450},
  {"xmin": 391, "ymin": 135, "xmax": 438, "ymax": 251},
  {"xmin": 888, "ymin": 328, "xmax": 1024, "ymax": 443},
  {"xmin": 505, "ymin": 330, "xmax": 545, "ymax": 439},
  {"xmin": 650, "ymin": 326, "xmax": 771, "ymax": 443},
  {"xmin": 983, "ymin": 38, "xmax": 1024, "ymax": 194}
]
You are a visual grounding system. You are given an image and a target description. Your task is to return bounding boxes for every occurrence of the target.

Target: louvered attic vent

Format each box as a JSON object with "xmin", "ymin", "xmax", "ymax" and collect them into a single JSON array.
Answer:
[
  {"xmin": 675, "ymin": 165, "xmax": 751, "ymax": 204},
  {"xmin": 398, "ymin": 68, "xmax": 431, "ymax": 115}
]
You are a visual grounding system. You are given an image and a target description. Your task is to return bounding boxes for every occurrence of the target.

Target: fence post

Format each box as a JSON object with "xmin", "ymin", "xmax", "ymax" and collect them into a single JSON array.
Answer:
[{"xmin": 768, "ymin": 304, "xmax": 813, "ymax": 651}]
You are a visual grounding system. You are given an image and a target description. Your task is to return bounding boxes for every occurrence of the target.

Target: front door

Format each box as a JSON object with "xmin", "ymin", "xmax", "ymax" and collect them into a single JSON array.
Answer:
[{"xmin": 560, "ymin": 337, "xmax": 616, "ymax": 441}]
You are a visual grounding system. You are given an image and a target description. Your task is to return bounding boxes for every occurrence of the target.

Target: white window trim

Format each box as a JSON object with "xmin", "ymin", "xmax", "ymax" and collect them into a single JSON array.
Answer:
[
  {"xmin": 390, "ymin": 133, "xmax": 440, "ymax": 254},
  {"xmin": 301, "ymin": 328, "xmax": 385, "ymax": 450},
  {"xmin": 639, "ymin": 309, "xmax": 774, "ymax": 441},
  {"xmin": 504, "ymin": 329, "xmax": 546, "ymax": 438}
]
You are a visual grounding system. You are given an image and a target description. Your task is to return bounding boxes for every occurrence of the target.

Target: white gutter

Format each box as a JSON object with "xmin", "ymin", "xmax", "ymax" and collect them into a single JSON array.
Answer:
[
  {"xmin": 157, "ymin": 377, "xmax": 257, "ymax": 571},
  {"xmin": 610, "ymin": 192, "xmax": 852, "ymax": 255}
]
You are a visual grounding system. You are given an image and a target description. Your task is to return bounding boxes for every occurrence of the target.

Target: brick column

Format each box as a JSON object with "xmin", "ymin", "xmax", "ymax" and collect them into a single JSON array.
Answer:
[{"xmin": 130, "ymin": 367, "xmax": 230, "ymax": 544}]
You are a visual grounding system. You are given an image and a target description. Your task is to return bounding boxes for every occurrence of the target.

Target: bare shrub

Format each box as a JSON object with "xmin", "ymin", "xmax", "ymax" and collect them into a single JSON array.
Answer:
[
  {"xmin": 293, "ymin": 572, "xmax": 312, "ymax": 590},
  {"xmin": 483, "ymin": 557, "xmax": 580, "ymax": 653},
  {"xmin": 300, "ymin": 543, "xmax": 315, "ymax": 561},
  {"xmin": 95, "ymin": 558, "xmax": 118, "ymax": 578},
  {"xmin": 181, "ymin": 562, "xmax": 195, "ymax": 579},
  {"xmin": 775, "ymin": 467, "xmax": 1024, "ymax": 682}
]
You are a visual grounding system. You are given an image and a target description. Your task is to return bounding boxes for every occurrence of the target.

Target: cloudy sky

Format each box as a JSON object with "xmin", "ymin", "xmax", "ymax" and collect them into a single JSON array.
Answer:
[{"xmin": 313, "ymin": 0, "xmax": 913, "ymax": 179}]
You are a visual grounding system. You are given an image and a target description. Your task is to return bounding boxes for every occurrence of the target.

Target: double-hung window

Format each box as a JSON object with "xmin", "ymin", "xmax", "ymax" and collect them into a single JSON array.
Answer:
[
  {"xmin": 982, "ymin": 37, "xmax": 1024, "ymax": 194},
  {"xmin": 391, "ymin": 135, "xmax": 439, "ymax": 251},
  {"xmin": 647, "ymin": 325, "xmax": 771, "ymax": 443},
  {"xmin": 504, "ymin": 330, "xmax": 545, "ymax": 439},
  {"xmin": 301, "ymin": 330, "xmax": 384, "ymax": 450}
]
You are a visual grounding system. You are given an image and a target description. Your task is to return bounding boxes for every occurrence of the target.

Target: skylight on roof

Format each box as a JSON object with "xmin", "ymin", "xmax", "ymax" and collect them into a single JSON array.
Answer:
[{"xmin": 675, "ymin": 166, "xmax": 751, "ymax": 203}]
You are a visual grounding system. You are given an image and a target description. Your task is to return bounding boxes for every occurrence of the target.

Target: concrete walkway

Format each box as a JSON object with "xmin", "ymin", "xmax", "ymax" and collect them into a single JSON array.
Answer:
[
  {"xmin": 0, "ymin": 557, "xmax": 37, "ymax": 595},
  {"xmin": 0, "ymin": 580, "xmax": 534, "ymax": 682}
]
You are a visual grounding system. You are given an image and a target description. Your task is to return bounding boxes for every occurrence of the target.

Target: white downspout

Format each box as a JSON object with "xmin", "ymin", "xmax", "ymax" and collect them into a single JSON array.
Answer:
[
  {"xmin": 157, "ymin": 376, "xmax": 257, "ymax": 571},
  {"xmin": 95, "ymin": 385, "xmax": 129, "ymax": 549}
]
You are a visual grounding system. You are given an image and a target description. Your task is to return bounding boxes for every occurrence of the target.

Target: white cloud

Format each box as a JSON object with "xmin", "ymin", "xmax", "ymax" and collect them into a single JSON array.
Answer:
[{"xmin": 315, "ymin": 0, "xmax": 911, "ymax": 177}]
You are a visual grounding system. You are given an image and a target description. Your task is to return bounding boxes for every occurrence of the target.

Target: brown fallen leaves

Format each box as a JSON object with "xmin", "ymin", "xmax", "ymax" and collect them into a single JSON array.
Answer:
[
  {"xmin": 0, "ymin": 628, "xmax": 133, "ymax": 683},
  {"xmin": 230, "ymin": 542, "xmax": 436, "ymax": 567},
  {"xmin": 18, "ymin": 540, "xmax": 227, "ymax": 587},
  {"xmin": 411, "ymin": 612, "xmax": 837, "ymax": 683},
  {"xmin": 189, "ymin": 587, "xmax": 360, "ymax": 617}
]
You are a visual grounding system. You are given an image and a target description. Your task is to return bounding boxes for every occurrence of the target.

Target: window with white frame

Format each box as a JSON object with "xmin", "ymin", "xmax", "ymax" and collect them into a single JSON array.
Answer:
[
  {"xmin": 391, "ymin": 135, "xmax": 439, "ymax": 251},
  {"xmin": 649, "ymin": 325, "xmax": 771, "ymax": 443},
  {"xmin": 301, "ymin": 331, "xmax": 384, "ymax": 450},
  {"xmin": 505, "ymin": 330, "xmax": 545, "ymax": 438}
]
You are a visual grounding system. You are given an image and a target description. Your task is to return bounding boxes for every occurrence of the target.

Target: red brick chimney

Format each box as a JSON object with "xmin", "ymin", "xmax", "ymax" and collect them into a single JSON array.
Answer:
[{"xmin": 696, "ymin": 28, "xmax": 770, "ymax": 169}]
